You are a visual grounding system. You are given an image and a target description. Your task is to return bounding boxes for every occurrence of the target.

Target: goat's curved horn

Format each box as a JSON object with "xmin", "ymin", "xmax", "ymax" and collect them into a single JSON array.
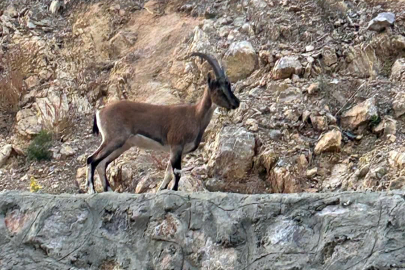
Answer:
[{"xmin": 190, "ymin": 52, "xmax": 225, "ymax": 78}]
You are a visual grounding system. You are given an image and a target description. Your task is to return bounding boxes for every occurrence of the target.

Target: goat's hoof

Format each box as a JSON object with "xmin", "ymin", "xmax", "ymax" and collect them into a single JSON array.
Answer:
[{"xmin": 87, "ymin": 189, "xmax": 95, "ymax": 194}]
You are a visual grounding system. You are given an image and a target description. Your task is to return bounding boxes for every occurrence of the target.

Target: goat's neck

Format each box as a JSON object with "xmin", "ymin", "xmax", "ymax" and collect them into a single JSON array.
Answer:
[{"xmin": 196, "ymin": 87, "xmax": 215, "ymax": 128}]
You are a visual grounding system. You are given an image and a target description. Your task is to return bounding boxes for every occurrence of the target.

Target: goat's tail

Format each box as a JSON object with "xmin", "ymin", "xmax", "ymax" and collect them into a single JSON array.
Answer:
[{"xmin": 92, "ymin": 114, "xmax": 99, "ymax": 136}]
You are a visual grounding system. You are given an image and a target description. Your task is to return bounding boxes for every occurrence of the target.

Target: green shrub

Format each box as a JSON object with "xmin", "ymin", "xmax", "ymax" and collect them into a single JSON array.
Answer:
[{"xmin": 27, "ymin": 130, "xmax": 53, "ymax": 161}]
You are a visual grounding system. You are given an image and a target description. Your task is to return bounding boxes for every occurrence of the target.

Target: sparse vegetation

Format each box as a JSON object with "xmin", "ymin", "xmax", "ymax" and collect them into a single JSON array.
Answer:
[
  {"xmin": 30, "ymin": 176, "xmax": 42, "ymax": 192},
  {"xmin": 369, "ymin": 114, "xmax": 381, "ymax": 127},
  {"xmin": 26, "ymin": 130, "xmax": 53, "ymax": 161}
]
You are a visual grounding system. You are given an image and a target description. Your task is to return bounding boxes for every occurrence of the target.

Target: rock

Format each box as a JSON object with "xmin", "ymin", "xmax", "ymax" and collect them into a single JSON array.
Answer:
[
  {"xmin": 322, "ymin": 164, "xmax": 348, "ymax": 190},
  {"xmin": 223, "ymin": 41, "xmax": 257, "ymax": 82},
  {"xmin": 305, "ymin": 45, "xmax": 314, "ymax": 52},
  {"xmin": 135, "ymin": 174, "xmax": 157, "ymax": 194},
  {"xmin": 374, "ymin": 167, "xmax": 388, "ymax": 180},
  {"xmin": 367, "ymin": 12, "xmax": 395, "ymax": 32},
  {"xmin": 269, "ymin": 166, "xmax": 302, "ymax": 193},
  {"xmin": 24, "ymin": 76, "xmax": 41, "ymax": 89},
  {"xmin": 314, "ymin": 129, "xmax": 342, "ymax": 155},
  {"xmin": 389, "ymin": 177, "xmax": 405, "ymax": 190},
  {"xmin": 4, "ymin": 191, "xmax": 405, "ymax": 268},
  {"xmin": 0, "ymin": 145, "xmax": 13, "ymax": 167},
  {"xmin": 322, "ymin": 46, "xmax": 338, "ymax": 67},
  {"xmin": 189, "ymin": 27, "xmax": 211, "ymax": 54},
  {"xmin": 392, "ymin": 35, "xmax": 405, "ymax": 50},
  {"xmin": 341, "ymin": 97, "xmax": 378, "ymax": 131},
  {"xmin": 15, "ymin": 109, "xmax": 42, "ymax": 137},
  {"xmin": 12, "ymin": 146, "xmax": 25, "ymax": 156},
  {"xmin": 4, "ymin": 5, "xmax": 18, "ymax": 18},
  {"xmin": 241, "ymin": 23, "xmax": 254, "ymax": 36},
  {"xmin": 255, "ymin": 150, "xmax": 278, "ymax": 173},
  {"xmin": 307, "ymin": 83, "xmax": 319, "ymax": 94},
  {"xmin": 272, "ymin": 56, "xmax": 302, "ymax": 80},
  {"xmin": 177, "ymin": 175, "xmax": 207, "ymax": 192},
  {"xmin": 393, "ymin": 92, "xmax": 405, "ymax": 118},
  {"xmin": 310, "ymin": 115, "xmax": 328, "ymax": 131},
  {"xmin": 208, "ymin": 126, "xmax": 255, "ymax": 180},
  {"xmin": 27, "ymin": 20, "xmax": 36, "ymax": 29},
  {"xmin": 389, "ymin": 151, "xmax": 405, "ymax": 169},
  {"xmin": 109, "ymin": 31, "xmax": 137, "ymax": 58},
  {"xmin": 70, "ymin": 94, "xmax": 92, "ymax": 114},
  {"xmin": 60, "ymin": 144, "xmax": 76, "ymax": 158},
  {"xmin": 355, "ymin": 165, "xmax": 370, "ymax": 179},
  {"xmin": 246, "ymin": 118, "xmax": 259, "ymax": 132},
  {"xmin": 76, "ymin": 167, "xmax": 87, "ymax": 189},
  {"xmin": 306, "ymin": 167, "xmax": 317, "ymax": 178},
  {"xmin": 269, "ymin": 129, "xmax": 282, "ymax": 140},
  {"xmin": 345, "ymin": 43, "xmax": 380, "ymax": 78},
  {"xmin": 390, "ymin": 58, "xmax": 405, "ymax": 82},
  {"xmin": 297, "ymin": 154, "xmax": 309, "ymax": 170}
]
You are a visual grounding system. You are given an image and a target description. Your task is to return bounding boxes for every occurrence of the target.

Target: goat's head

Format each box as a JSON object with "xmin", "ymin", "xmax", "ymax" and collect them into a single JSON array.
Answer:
[{"xmin": 191, "ymin": 52, "xmax": 240, "ymax": 110}]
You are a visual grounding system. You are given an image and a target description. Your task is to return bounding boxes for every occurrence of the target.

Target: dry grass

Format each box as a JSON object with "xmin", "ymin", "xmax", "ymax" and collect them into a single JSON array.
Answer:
[
  {"xmin": 0, "ymin": 46, "xmax": 27, "ymax": 113},
  {"xmin": 36, "ymin": 92, "xmax": 73, "ymax": 138}
]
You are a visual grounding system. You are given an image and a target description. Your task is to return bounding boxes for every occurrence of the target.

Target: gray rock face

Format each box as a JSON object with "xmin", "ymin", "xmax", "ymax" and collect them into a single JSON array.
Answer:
[
  {"xmin": 1, "ymin": 191, "xmax": 405, "ymax": 269},
  {"xmin": 367, "ymin": 12, "xmax": 395, "ymax": 32}
]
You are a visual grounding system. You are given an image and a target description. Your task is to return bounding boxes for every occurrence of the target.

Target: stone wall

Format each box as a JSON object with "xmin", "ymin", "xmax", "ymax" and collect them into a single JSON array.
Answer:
[{"xmin": 1, "ymin": 190, "xmax": 405, "ymax": 269}]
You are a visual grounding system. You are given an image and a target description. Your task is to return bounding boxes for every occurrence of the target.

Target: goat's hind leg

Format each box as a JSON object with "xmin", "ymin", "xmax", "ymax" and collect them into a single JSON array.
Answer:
[
  {"xmin": 86, "ymin": 139, "xmax": 126, "ymax": 194},
  {"xmin": 96, "ymin": 144, "xmax": 131, "ymax": 192},
  {"xmin": 86, "ymin": 142, "xmax": 106, "ymax": 194}
]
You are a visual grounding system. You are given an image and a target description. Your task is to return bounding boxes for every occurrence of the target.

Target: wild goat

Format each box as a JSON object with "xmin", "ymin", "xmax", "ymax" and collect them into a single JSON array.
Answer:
[{"xmin": 86, "ymin": 52, "xmax": 240, "ymax": 194}]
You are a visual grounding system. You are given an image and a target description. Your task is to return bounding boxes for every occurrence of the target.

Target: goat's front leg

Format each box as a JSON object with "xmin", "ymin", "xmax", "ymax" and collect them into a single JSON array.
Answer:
[{"xmin": 170, "ymin": 147, "xmax": 182, "ymax": 191}]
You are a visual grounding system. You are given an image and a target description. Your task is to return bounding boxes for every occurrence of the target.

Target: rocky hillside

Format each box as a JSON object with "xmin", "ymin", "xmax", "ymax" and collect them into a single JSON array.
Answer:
[{"xmin": 0, "ymin": 0, "xmax": 404, "ymax": 194}]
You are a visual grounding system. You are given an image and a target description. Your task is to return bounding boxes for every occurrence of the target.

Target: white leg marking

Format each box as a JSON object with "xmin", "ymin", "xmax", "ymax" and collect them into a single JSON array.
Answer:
[
  {"xmin": 88, "ymin": 110, "xmax": 106, "ymax": 159},
  {"xmin": 86, "ymin": 165, "xmax": 95, "ymax": 194},
  {"xmin": 158, "ymin": 162, "xmax": 173, "ymax": 191}
]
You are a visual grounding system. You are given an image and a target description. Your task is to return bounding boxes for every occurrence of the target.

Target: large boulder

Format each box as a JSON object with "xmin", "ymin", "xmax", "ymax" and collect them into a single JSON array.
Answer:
[
  {"xmin": 341, "ymin": 97, "xmax": 378, "ymax": 131},
  {"xmin": 272, "ymin": 56, "xmax": 302, "ymax": 80},
  {"xmin": 345, "ymin": 44, "xmax": 380, "ymax": 78},
  {"xmin": 15, "ymin": 109, "xmax": 42, "ymax": 138},
  {"xmin": 314, "ymin": 129, "xmax": 342, "ymax": 155},
  {"xmin": 208, "ymin": 126, "xmax": 255, "ymax": 180},
  {"xmin": 223, "ymin": 41, "xmax": 257, "ymax": 82},
  {"xmin": 189, "ymin": 27, "xmax": 211, "ymax": 54},
  {"xmin": 367, "ymin": 12, "xmax": 395, "ymax": 32}
]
